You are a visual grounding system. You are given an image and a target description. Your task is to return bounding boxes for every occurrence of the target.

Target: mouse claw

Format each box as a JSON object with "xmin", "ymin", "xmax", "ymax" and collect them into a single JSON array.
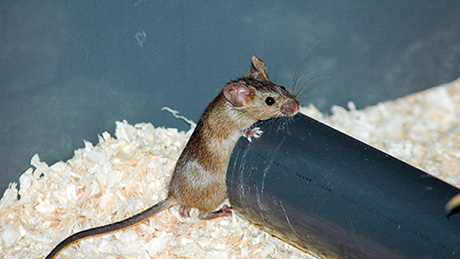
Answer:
[
  {"xmin": 245, "ymin": 127, "xmax": 263, "ymax": 142},
  {"xmin": 179, "ymin": 205, "xmax": 192, "ymax": 218}
]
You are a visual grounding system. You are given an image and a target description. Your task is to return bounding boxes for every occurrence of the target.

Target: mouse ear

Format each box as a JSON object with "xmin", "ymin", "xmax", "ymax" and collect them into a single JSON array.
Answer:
[
  {"xmin": 223, "ymin": 82, "xmax": 250, "ymax": 107},
  {"xmin": 250, "ymin": 55, "xmax": 268, "ymax": 80}
]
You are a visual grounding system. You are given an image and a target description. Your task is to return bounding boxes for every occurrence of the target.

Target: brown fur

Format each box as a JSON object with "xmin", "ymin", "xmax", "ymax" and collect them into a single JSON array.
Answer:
[{"xmin": 168, "ymin": 58, "xmax": 300, "ymax": 214}]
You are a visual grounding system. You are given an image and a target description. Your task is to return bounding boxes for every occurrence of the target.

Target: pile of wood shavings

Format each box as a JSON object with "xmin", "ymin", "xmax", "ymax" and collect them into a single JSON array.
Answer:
[
  {"xmin": 302, "ymin": 77, "xmax": 460, "ymax": 183},
  {"xmin": 1, "ymin": 78, "xmax": 460, "ymax": 258}
]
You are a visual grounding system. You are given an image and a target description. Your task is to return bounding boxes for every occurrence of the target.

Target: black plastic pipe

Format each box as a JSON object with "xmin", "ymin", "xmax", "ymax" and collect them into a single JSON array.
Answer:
[{"xmin": 226, "ymin": 113, "xmax": 460, "ymax": 259}]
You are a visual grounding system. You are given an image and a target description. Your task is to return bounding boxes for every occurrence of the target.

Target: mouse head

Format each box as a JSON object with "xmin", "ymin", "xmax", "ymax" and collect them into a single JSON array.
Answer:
[{"xmin": 223, "ymin": 56, "xmax": 300, "ymax": 121}]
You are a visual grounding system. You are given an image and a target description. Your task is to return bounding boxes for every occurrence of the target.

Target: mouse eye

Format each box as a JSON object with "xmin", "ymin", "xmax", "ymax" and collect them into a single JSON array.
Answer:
[
  {"xmin": 279, "ymin": 86, "xmax": 286, "ymax": 90},
  {"xmin": 265, "ymin": 97, "xmax": 276, "ymax": 106}
]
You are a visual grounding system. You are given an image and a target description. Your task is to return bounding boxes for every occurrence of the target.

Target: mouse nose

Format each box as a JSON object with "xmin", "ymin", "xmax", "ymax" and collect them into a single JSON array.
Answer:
[{"xmin": 282, "ymin": 100, "xmax": 300, "ymax": 115}]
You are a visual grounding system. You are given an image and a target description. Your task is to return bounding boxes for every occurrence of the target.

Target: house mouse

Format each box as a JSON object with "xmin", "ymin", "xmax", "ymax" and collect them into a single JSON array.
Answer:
[{"xmin": 46, "ymin": 55, "xmax": 300, "ymax": 258}]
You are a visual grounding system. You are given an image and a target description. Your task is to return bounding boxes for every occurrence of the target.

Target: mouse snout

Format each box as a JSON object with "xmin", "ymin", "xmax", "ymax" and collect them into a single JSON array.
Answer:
[{"xmin": 281, "ymin": 99, "xmax": 300, "ymax": 116}]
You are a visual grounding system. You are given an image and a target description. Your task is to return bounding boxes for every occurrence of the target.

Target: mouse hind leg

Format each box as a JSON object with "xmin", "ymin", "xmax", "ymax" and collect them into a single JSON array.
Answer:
[
  {"xmin": 179, "ymin": 205, "xmax": 232, "ymax": 219},
  {"xmin": 199, "ymin": 205, "xmax": 232, "ymax": 220}
]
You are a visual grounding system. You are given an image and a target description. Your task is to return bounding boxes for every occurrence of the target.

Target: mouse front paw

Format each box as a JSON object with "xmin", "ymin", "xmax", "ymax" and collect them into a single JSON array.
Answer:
[{"xmin": 245, "ymin": 127, "xmax": 263, "ymax": 142}]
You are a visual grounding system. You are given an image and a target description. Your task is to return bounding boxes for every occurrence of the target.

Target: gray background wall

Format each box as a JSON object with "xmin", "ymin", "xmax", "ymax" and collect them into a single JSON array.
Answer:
[{"xmin": 1, "ymin": 0, "xmax": 460, "ymax": 195}]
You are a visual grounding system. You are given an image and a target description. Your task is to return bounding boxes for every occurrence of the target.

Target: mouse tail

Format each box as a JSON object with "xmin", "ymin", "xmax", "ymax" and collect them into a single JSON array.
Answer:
[{"xmin": 45, "ymin": 198, "xmax": 176, "ymax": 259}]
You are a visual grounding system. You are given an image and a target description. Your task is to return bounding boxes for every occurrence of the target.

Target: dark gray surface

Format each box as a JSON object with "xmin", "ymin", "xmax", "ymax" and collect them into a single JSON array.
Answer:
[
  {"xmin": 1, "ymin": 1, "xmax": 460, "ymax": 196},
  {"xmin": 227, "ymin": 114, "xmax": 460, "ymax": 258}
]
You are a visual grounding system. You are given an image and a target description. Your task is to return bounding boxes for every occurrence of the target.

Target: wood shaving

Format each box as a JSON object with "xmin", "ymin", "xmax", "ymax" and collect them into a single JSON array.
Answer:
[{"xmin": 1, "ymin": 78, "xmax": 460, "ymax": 258}]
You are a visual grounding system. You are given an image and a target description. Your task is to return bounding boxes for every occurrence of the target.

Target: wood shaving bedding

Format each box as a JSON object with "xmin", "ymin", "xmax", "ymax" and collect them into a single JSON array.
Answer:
[{"xmin": 1, "ymin": 78, "xmax": 459, "ymax": 258}]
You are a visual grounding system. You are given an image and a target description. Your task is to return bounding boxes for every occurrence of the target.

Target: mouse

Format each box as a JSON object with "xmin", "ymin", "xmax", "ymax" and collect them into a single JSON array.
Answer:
[{"xmin": 46, "ymin": 55, "xmax": 300, "ymax": 258}]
